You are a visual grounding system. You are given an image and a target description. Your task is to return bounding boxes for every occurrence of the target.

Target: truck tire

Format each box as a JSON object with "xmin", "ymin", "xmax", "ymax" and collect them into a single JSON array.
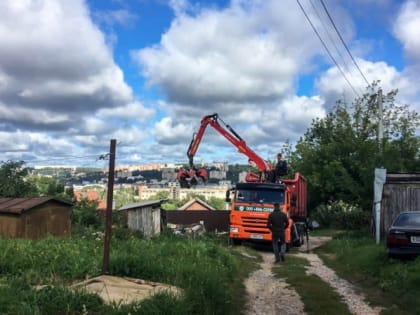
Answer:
[{"xmin": 231, "ymin": 238, "xmax": 242, "ymax": 246}]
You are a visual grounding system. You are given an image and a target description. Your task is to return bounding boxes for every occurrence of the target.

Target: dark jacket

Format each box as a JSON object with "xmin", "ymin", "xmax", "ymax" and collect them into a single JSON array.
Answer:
[
  {"xmin": 267, "ymin": 210, "xmax": 289, "ymax": 235},
  {"xmin": 275, "ymin": 160, "xmax": 288, "ymax": 177}
]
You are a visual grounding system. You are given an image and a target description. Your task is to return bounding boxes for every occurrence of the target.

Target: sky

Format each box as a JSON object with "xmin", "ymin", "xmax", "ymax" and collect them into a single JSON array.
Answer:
[{"xmin": 0, "ymin": 0, "xmax": 419, "ymax": 168}]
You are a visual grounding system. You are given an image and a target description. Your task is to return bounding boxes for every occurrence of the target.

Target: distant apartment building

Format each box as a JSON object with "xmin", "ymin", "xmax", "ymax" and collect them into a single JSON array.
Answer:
[
  {"xmin": 137, "ymin": 184, "xmax": 229, "ymax": 201},
  {"xmin": 211, "ymin": 162, "xmax": 228, "ymax": 172},
  {"xmin": 115, "ymin": 163, "xmax": 180, "ymax": 172},
  {"xmin": 184, "ymin": 185, "xmax": 228, "ymax": 200},
  {"xmin": 162, "ymin": 168, "xmax": 177, "ymax": 181},
  {"xmin": 168, "ymin": 181, "xmax": 180, "ymax": 200},
  {"xmin": 209, "ymin": 169, "xmax": 226, "ymax": 180},
  {"xmin": 116, "ymin": 169, "xmax": 132, "ymax": 178}
]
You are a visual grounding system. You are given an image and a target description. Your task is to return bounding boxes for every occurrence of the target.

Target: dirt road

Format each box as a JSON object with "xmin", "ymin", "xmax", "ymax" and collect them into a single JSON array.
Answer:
[{"xmin": 244, "ymin": 236, "xmax": 382, "ymax": 315}]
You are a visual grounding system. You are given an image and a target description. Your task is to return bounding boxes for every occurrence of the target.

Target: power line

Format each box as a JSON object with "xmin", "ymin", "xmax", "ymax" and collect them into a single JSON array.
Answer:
[
  {"xmin": 308, "ymin": 0, "xmax": 363, "ymax": 96},
  {"xmin": 296, "ymin": 0, "xmax": 361, "ymax": 98},
  {"xmin": 319, "ymin": 0, "xmax": 370, "ymax": 86},
  {"xmin": 16, "ymin": 154, "xmax": 105, "ymax": 164}
]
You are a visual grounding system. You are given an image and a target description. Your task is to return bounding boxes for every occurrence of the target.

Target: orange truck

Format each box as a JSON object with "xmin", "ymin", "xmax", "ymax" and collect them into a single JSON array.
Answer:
[
  {"xmin": 227, "ymin": 172, "xmax": 308, "ymax": 247},
  {"xmin": 180, "ymin": 113, "xmax": 308, "ymax": 248}
]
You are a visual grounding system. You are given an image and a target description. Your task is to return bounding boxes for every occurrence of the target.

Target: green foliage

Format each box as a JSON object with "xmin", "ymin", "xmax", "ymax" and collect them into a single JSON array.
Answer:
[
  {"xmin": 318, "ymin": 231, "xmax": 420, "ymax": 314},
  {"xmin": 206, "ymin": 197, "xmax": 226, "ymax": 210},
  {"xmin": 291, "ymin": 83, "xmax": 420, "ymax": 210},
  {"xmin": 147, "ymin": 190, "xmax": 170, "ymax": 201},
  {"xmin": 311, "ymin": 200, "xmax": 370, "ymax": 229},
  {"xmin": 114, "ymin": 186, "xmax": 136, "ymax": 209},
  {"xmin": 33, "ymin": 285, "xmax": 106, "ymax": 314},
  {"xmin": 273, "ymin": 256, "xmax": 352, "ymax": 315},
  {"xmin": 72, "ymin": 198, "xmax": 102, "ymax": 229},
  {"xmin": 110, "ymin": 235, "xmax": 238, "ymax": 315},
  {"xmin": 0, "ymin": 237, "xmax": 102, "ymax": 282},
  {"xmin": 0, "ymin": 160, "xmax": 37, "ymax": 197},
  {"xmin": 27, "ymin": 175, "xmax": 65, "ymax": 197},
  {"xmin": 111, "ymin": 291, "xmax": 191, "ymax": 315},
  {"xmin": 0, "ymin": 233, "xmax": 241, "ymax": 314}
]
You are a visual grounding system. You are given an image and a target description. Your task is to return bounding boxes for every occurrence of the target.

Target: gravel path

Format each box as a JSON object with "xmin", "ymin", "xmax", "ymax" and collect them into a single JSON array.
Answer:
[
  {"xmin": 244, "ymin": 251, "xmax": 305, "ymax": 315},
  {"xmin": 244, "ymin": 236, "xmax": 382, "ymax": 315},
  {"xmin": 296, "ymin": 252, "xmax": 382, "ymax": 315}
]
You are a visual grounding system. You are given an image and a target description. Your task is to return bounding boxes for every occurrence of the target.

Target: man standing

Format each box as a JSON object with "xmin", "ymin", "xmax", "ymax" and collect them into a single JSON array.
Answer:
[
  {"xmin": 275, "ymin": 153, "xmax": 288, "ymax": 181},
  {"xmin": 267, "ymin": 203, "xmax": 289, "ymax": 263}
]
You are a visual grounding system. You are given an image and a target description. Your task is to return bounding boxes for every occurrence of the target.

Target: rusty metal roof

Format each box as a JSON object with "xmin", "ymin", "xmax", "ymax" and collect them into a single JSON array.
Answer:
[
  {"xmin": 118, "ymin": 199, "xmax": 165, "ymax": 211},
  {"xmin": 0, "ymin": 197, "xmax": 73, "ymax": 215}
]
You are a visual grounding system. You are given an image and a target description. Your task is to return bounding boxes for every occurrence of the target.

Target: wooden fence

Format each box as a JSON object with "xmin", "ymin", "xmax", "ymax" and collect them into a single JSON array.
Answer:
[{"xmin": 381, "ymin": 173, "xmax": 420, "ymax": 235}]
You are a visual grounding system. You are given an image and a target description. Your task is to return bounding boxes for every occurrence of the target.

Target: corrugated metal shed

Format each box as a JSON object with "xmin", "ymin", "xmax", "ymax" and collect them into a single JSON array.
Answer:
[
  {"xmin": 0, "ymin": 197, "xmax": 73, "ymax": 239},
  {"xmin": 119, "ymin": 200, "xmax": 164, "ymax": 237}
]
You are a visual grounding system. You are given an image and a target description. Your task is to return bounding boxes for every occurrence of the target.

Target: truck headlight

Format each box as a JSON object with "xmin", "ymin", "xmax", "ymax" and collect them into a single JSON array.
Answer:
[{"xmin": 230, "ymin": 227, "xmax": 239, "ymax": 233}]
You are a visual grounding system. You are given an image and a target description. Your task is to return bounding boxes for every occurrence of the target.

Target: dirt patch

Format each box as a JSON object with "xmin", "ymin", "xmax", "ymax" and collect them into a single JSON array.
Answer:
[{"xmin": 71, "ymin": 275, "xmax": 182, "ymax": 305}]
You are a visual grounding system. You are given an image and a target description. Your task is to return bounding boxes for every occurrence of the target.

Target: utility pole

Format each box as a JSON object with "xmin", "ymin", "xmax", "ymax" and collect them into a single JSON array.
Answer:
[
  {"xmin": 375, "ymin": 89, "xmax": 385, "ymax": 244},
  {"xmin": 378, "ymin": 88, "xmax": 383, "ymax": 156},
  {"xmin": 102, "ymin": 139, "xmax": 116, "ymax": 274}
]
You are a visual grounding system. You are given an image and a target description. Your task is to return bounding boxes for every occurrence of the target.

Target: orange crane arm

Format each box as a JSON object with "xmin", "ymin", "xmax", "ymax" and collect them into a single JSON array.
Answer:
[{"xmin": 187, "ymin": 113, "xmax": 272, "ymax": 180}]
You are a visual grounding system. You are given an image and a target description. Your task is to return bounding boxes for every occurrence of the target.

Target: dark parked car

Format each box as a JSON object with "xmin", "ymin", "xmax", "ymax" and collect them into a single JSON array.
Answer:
[{"xmin": 386, "ymin": 211, "xmax": 420, "ymax": 258}]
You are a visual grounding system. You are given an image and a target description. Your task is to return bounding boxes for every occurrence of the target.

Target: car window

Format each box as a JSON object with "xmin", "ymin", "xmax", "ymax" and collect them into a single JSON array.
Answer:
[{"xmin": 394, "ymin": 213, "xmax": 420, "ymax": 227}]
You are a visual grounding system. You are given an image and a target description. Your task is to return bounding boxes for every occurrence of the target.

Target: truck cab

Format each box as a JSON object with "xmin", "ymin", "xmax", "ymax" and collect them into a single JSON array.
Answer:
[{"xmin": 228, "ymin": 173, "xmax": 307, "ymax": 248}]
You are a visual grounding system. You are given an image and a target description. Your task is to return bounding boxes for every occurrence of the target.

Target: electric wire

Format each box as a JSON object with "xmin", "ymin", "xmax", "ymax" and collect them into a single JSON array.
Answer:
[
  {"xmin": 320, "ymin": 0, "xmax": 370, "ymax": 86},
  {"xmin": 308, "ymin": 0, "xmax": 364, "ymax": 95},
  {"xmin": 296, "ymin": 0, "xmax": 361, "ymax": 98}
]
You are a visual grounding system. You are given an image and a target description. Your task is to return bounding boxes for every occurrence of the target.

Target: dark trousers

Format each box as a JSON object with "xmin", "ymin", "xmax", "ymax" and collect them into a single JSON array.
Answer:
[{"xmin": 272, "ymin": 231, "xmax": 286, "ymax": 262}]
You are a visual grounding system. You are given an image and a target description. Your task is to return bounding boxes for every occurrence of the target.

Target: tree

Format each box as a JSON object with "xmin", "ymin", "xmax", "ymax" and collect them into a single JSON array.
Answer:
[
  {"xmin": 207, "ymin": 197, "xmax": 226, "ymax": 210},
  {"xmin": 147, "ymin": 190, "xmax": 170, "ymax": 201},
  {"xmin": 291, "ymin": 83, "xmax": 420, "ymax": 210},
  {"xmin": 27, "ymin": 175, "xmax": 65, "ymax": 197},
  {"xmin": 0, "ymin": 160, "xmax": 37, "ymax": 197},
  {"xmin": 72, "ymin": 198, "xmax": 101, "ymax": 228}
]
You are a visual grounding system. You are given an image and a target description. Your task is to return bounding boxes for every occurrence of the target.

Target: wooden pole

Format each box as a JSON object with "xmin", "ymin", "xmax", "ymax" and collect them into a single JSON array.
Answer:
[{"xmin": 102, "ymin": 139, "xmax": 116, "ymax": 274}]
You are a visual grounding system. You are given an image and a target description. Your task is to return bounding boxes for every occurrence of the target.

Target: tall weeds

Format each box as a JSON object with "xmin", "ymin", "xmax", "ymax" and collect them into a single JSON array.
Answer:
[{"xmin": 0, "ymin": 232, "xmax": 239, "ymax": 314}]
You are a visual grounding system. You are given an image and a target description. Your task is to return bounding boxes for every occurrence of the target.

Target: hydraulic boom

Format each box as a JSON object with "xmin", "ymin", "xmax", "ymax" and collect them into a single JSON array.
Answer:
[{"xmin": 177, "ymin": 113, "xmax": 274, "ymax": 188}]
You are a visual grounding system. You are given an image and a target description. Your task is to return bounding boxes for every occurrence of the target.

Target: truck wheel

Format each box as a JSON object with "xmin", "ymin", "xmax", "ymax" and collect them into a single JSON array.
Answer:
[{"xmin": 231, "ymin": 238, "xmax": 242, "ymax": 246}]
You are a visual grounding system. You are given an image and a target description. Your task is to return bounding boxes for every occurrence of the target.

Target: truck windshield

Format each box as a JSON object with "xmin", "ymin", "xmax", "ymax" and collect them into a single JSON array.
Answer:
[{"xmin": 236, "ymin": 189, "xmax": 285, "ymax": 204}]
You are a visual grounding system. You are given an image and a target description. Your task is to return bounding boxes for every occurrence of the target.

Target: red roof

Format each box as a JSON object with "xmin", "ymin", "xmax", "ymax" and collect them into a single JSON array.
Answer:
[{"xmin": 74, "ymin": 189, "xmax": 106, "ymax": 211}]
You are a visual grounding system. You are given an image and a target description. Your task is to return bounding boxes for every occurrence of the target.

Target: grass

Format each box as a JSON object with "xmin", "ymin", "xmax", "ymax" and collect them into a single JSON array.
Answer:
[
  {"xmin": 272, "ymin": 255, "xmax": 352, "ymax": 315},
  {"xmin": 0, "ymin": 229, "xmax": 256, "ymax": 315},
  {"xmin": 316, "ymin": 230, "xmax": 420, "ymax": 315},
  {"xmin": 228, "ymin": 245, "xmax": 261, "ymax": 315}
]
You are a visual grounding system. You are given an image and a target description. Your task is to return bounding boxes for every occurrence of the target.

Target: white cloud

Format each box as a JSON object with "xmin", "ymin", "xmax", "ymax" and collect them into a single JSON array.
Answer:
[
  {"xmin": 132, "ymin": 0, "xmax": 319, "ymax": 105},
  {"xmin": 97, "ymin": 101, "xmax": 155, "ymax": 122},
  {"xmin": 0, "ymin": 0, "xmax": 133, "ymax": 125},
  {"xmin": 93, "ymin": 9, "xmax": 138, "ymax": 28},
  {"xmin": 153, "ymin": 117, "xmax": 194, "ymax": 145},
  {"xmin": 393, "ymin": 0, "xmax": 420, "ymax": 62},
  {"xmin": 0, "ymin": 0, "xmax": 151, "ymax": 164},
  {"xmin": 316, "ymin": 59, "xmax": 414, "ymax": 105}
]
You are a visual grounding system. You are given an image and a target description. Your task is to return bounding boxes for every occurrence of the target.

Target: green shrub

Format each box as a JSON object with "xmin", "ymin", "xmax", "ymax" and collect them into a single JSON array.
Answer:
[
  {"xmin": 319, "ymin": 231, "xmax": 420, "ymax": 314},
  {"xmin": 0, "ymin": 233, "xmax": 240, "ymax": 315},
  {"xmin": 110, "ymin": 235, "xmax": 237, "ymax": 315},
  {"xmin": 311, "ymin": 200, "xmax": 370, "ymax": 229}
]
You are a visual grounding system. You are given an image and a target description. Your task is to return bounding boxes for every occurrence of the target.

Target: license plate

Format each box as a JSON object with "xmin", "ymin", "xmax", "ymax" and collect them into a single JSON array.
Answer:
[
  {"xmin": 250, "ymin": 234, "xmax": 263, "ymax": 240},
  {"xmin": 410, "ymin": 236, "xmax": 420, "ymax": 243}
]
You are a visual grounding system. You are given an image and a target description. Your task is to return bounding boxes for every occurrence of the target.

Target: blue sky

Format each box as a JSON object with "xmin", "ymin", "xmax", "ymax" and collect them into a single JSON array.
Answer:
[{"xmin": 0, "ymin": 0, "xmax": 419, "ymax": 168}]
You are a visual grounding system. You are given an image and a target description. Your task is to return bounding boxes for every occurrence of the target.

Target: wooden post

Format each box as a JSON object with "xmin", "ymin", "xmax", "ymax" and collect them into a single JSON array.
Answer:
[{"xmin": 102, "ymin": 139, "xmax": 116, "ymax": 274}]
